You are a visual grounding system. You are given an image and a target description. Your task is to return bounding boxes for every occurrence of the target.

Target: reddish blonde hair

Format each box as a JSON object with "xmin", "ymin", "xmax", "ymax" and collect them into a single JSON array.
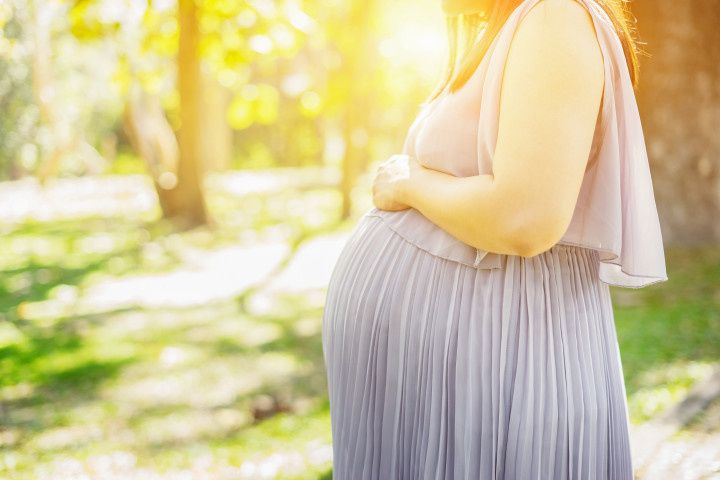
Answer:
[{"xmin": 428, "ymin": 0, "xmax": 642, "ymax": 102}]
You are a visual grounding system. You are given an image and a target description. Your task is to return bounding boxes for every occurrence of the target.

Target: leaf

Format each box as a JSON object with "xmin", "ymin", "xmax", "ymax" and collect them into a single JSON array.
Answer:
[{"xmin": 226, "ymin": 95, "xmax": 253, "ymax": 129}]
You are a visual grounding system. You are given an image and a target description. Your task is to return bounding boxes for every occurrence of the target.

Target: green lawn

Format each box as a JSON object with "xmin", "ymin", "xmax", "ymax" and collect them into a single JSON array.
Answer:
[
  {"xmin": 0, "ymin": 173, "xmax": 717, "ymax": 478},
  {"xmin": 0, "ymin": 174, "xmax": 349, "ymax": 479},
  {"xmin": 613, "ymin": 246, "xmax": 720, "ymax": 423}
]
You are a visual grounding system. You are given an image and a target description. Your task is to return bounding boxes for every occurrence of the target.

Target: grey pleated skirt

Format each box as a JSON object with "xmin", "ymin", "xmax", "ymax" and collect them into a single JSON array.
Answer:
[{"xmin": 321, "ymin": 214, "xmax": 634, "ymax": 479}]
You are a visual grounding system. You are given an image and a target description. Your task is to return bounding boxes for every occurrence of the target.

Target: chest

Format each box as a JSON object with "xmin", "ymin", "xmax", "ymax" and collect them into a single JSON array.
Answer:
[
  {"xmin": 402, "ymin": 78, "xmax": 604, "ymax": 179},
  {"xmin": 402, "ymin": 72, "xmax": 492, "ymax": 178}
]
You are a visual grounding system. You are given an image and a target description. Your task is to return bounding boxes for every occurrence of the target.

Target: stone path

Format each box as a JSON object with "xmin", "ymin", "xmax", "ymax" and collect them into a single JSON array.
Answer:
[{"xmin": 631, "ymin": 366, "xmax": 720, "ymax": 479}]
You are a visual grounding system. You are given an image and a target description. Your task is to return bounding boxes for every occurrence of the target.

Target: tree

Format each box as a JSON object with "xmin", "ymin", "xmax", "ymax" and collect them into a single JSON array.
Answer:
[
  {"xmin": 321, "ymin": 0, "xmax": 381, "ymax": 220},
  {"xmin": 633, "ymin": 0, "xmax": 720, "ymax": 244},
  {"xmin": 169, "ymin": 0, "xmax": 208, "ymax": 226},
  {"xmin": 69, "ymin": 0, "xmax": 309, "ymax": 227},
  {"xmin": 339, "ymin": 0, "xmax": 378, "ymax": 220}
]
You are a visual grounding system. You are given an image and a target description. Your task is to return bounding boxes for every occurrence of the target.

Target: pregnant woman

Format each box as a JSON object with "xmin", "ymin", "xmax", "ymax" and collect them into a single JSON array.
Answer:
[{"xmin": 322, "ymin": 0, "xmax": 668, "ymax": 478}]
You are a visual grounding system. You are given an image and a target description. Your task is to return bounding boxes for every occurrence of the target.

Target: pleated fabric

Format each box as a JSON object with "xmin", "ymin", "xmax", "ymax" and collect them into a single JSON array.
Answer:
[{"xmin": 321, "ymin": 215, "xmax": 634, "ymax": 479}]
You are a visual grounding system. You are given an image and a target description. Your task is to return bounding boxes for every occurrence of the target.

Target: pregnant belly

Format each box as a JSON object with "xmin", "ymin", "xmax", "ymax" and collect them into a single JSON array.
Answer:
[
  {"xmin": 324, "ymin": 210, "xmax": 504, "ymax": 324},
  {"xmin": 323, "ymin": 215, "xmax": 400, "ymax": 318}
]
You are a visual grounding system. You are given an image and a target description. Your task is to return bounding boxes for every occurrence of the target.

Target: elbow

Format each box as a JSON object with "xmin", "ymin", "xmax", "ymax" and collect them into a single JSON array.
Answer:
[
  {"xmin": 507, "ymin": 235, "xmax": 556, "ymax": 258},
  {"xmin": 498, "ymin": 211, "xmax": 569, "ymax": 258}
]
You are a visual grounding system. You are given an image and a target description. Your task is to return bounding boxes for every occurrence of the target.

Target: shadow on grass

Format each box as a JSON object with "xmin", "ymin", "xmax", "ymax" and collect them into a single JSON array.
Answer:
[
  {"xmin": 0, "ymin": 216, "xmax": 184, "ymax": 324},
  {"xmin": 1, "ymin": 293, "xmax": 332, "ymax": 474},
  {"xmin": 0, "ymin": 311, "xmax": 138, "ymax": 452},
  {"xmin": 0, "ymin": 179, "xmax": 350, "ymax": 477},
  {"xmin": 104, "ymin": 292, "xmax": 330, "ymax": 451}
]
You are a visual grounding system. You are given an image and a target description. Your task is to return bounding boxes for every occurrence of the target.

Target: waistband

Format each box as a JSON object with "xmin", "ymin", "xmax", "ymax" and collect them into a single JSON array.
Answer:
[{"xmin": 364, "ymin": 210, "xmax": 505, "ymax": 271}]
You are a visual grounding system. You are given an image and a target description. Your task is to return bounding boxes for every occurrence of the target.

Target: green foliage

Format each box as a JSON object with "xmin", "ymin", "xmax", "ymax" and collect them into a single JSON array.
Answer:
[
  {"xmin": 1, "ymin": 0, "xmax": 449, "ymax": 178},
  {"xmin": 106, "ymin": 151, "xmax": 147, "ymax": 175},
  {"xmin": 0, "ymin": 0, "xmax": 127, "ymax": 180},
  {"xmin": 0, "ymin": 3, "xmax": 38, "ymax": 178},
  {"xmin": 67, "ymin": 0, "xmax": 311, "ymax": 130},
  {"xmin": 68, "ymin": 0, "xmax": 122, "ymax": 40},
  {"xmin": 227, "ymin": 83, "xmax": 280, "ymax": 129}
]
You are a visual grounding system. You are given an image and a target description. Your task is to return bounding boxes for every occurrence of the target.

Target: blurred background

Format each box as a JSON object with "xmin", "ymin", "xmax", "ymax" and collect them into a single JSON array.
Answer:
[{"xmin": 0, "ymin": 0, "xmax": 718, "ymax": 478}]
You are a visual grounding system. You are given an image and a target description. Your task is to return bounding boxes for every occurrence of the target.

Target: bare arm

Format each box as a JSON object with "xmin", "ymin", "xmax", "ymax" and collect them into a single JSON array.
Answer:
[{"xmin": 392, "ymin": 0, "xmax": 604, "ymax": 257}]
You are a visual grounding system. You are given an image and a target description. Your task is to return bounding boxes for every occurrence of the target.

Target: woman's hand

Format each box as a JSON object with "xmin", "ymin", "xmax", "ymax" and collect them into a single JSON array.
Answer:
[{"xmin": 372, "ymin": 154, "xmax": 424, "ymax": 211}]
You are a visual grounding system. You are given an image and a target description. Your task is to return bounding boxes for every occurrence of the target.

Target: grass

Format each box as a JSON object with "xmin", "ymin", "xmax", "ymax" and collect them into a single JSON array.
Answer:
[
  {"xmin": 0, "ymin": 173, "xmax": 350, "ymax": 479},
  {"xmin": 0, "ymin": 171, "xmax": 717, "ymax": 477},
  {"xmin": 612, "ymin": 245, "xmax": 720, "ymax": 423}
]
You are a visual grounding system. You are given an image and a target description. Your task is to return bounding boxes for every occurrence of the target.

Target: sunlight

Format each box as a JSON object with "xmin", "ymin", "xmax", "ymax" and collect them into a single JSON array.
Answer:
[
  {"xmin": 80, "ymin": 242, "xmax": 289, "ymax": 311},
  {"xmin": 0, "ymin": 0, "xmax": 712, "ymax": 478},
  {"xmin": 378, "ymin": 0, "xmax": 448, "ymax": 80}
]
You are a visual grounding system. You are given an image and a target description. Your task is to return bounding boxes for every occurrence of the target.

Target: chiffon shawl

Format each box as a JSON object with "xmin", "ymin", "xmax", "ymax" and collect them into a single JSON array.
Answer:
[{"xmin": 364, "ymin": 0, "xmax": 668, "ymax": 289}]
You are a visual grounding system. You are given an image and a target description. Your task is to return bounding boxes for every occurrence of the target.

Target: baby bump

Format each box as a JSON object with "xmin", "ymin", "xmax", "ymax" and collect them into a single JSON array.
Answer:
[
  {"xmin": 320, "ymin": 215, "xmax": 424, "ymax": 365},
  {"xmin": 323, "ymin": 215, "xmax": 398, "ymax": 321}
]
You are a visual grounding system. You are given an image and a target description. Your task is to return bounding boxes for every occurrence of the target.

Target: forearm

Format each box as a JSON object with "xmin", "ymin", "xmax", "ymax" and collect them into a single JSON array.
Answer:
[{"xmin": 398, "ymin": 168, "xmax": 541, "ymax": 257}]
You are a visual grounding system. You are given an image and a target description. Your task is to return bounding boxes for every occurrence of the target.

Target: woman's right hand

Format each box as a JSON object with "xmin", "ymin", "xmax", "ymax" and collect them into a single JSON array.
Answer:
[{"xmin": 372, "ymin": 154, "xmax": 421, "ymax": 212}]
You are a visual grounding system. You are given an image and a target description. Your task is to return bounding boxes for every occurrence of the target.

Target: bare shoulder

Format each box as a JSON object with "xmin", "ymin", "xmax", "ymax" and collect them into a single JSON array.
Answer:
[
  {"xmin": 524, "ymin": 0, "xmax": 599, "ymax": 39},
  {"xmin": 510, "ymin": 0, "xmax": 604, "ymax": 83}
]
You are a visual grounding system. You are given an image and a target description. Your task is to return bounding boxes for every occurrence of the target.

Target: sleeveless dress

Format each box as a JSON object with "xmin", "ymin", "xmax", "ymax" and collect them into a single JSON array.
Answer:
[{"xmin": 321, "ymin": 0, "xmax": 668, "ymax": 478}]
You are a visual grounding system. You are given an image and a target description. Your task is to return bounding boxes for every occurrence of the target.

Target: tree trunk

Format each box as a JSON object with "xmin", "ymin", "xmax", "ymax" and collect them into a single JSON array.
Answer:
[
  {"xmin": 338, "ymin": 0, "xmax": 377, "ymax": 220},
  {"xmin": 123, "ymin": 0, "xmax": 210, "ymax": 228},
  {"xmin": 200, "ymin": 73, "xmax": 232, "ymax": 172},
  {"xmin": 123, "ymin": 84, "xmax": 181, "ymax": 218},
  {"xmin": 163, "ymin": 0, "xmax": 208, "ymax": 228},
  {"xmin": 632, "ymin": 0, "xmax": 720, "ymax": 244}
]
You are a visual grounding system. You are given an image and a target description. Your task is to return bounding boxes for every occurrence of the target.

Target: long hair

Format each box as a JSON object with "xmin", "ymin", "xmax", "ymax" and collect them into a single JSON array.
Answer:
[{"xmin": 426, "ymin": 0, "xmax": 642, "ymax": 103}]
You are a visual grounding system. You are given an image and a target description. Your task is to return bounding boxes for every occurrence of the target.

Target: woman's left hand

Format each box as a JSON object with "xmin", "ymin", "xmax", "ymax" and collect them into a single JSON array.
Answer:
[{"xmin": 372, "ymin": 154, "xmax": 423, "ymax": 211}]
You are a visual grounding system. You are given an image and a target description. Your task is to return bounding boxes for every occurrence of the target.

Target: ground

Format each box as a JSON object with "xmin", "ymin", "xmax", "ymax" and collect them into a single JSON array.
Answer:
[{"xmin": 0, "ymin": 171, "xmax": 718, "ymax": 479}]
